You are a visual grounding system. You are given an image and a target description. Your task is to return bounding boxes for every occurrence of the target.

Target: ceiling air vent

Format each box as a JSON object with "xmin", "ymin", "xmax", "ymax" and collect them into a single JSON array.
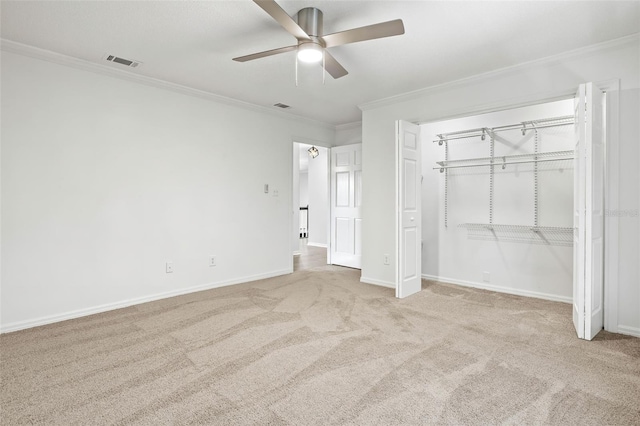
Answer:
[
  {"xmin": 105, "ymin": 54, "xmax": 141, "ymax": 68},
  {"xmin": 273, "ymin": 103, "xmax": 291, "ymax": 109}
]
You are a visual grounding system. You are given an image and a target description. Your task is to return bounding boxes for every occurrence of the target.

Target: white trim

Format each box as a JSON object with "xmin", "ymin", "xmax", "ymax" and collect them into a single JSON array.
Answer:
[
  {"xmin": 293, "ymin": 251, "xmax": 302, "ymax": 256},
  {"xmin": 306, "ymin": 242, "xmax": 327, "ymax": 248},
  {"xmin": 413, "ymin": 90, "xmax": 575, "ymax": 127},
  {"xmin": 359, "ymin": 33, "xmax": 639, "ymax": 112},
  {"xmin": 292, "ymin": 136, "xmax": 333, "ymax": 149},
  {"xmin": 0, "ymin": 269, "xmax": 291, "ymax": 334},
  {"xmin": 597, "ymin": 79, "xmax": 620, "ymax": 334},
  {"xmin": 617, "ymin": 326, "xmax": 640, "ymax": 339},
  {"xmin": 335, "ymin": 121, "xmax": 362, "ymax": 132},
  {"xmin": 422, "ymin": 274, "xmax": 572, "ymax": 304},
  {"xmin": 360, "ymin": 276, "xmax": 395, "ymax": 289},
  {"xmin": 394, "ymin": 122, "xmax": 400, "ymax": 296},
  {"xmin": 0, "ymin": 39, "xmax": 335, "ymax": 131},
  {"xmin": 326, "ymin": 146, "xmax": 332, "ymax": 266}
]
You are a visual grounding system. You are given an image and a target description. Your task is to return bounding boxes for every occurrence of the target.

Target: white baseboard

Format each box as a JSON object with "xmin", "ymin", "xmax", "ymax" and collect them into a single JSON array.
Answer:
[
  {"xmin": 0, "ymin": 269, "xmax": 291, "ymax": 334},
  {"xmin": 306, "ymin": 242, "xmax": 327, "ymax": 248},
  {"xmin": 422, "ymin": 274, "xmax": 572, "ymax": 304},
  {"xmin": 617, "ymin": 325, "xmax": 640, "ymax": 338},
  {"xmin": 360, "ymin": 276, "xmax": 395, "ymax": 289}
]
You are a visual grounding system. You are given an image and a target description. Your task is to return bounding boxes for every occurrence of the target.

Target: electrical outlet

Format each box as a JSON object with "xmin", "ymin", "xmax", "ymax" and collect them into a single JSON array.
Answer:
[
  {"xmin": 209, "ymin": 255, "xmax": 216, "ymax": 267},
  {"xmin": 384, "ymin": 254, "xmax": 390, "ymax": 265},
  {"xmin": 272, "ymin": 189, "xmax": 279, "ymax": 197},
  {"xmin": 166, "ymin": 262, "xmax": 174, "ymax": 273},
  {"xmin": 483, "ymin": 271, "xmax": 490, "ymax": 282}
]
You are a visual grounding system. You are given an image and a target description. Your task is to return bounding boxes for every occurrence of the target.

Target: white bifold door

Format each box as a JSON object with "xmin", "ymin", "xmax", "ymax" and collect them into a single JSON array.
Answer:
[
  {"xmin": 573, "ymin": 82, "xmax": 605, "ymax": 340},
  {"xmin": 396, "ymin": 121, "xmax": 421, "ymax": 298},
  {"xmin": 330, "ymin": 144, "xmax": 362, "ymax": 269}
]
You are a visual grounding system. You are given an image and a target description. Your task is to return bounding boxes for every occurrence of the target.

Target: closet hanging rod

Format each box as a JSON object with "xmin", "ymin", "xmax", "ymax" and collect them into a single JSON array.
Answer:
[
  {"xmin": 492, "ymin": 115, "xmax": 574, "ymax": 131},
  {"xmin": 433, "ymin": 156, "xmax": 574, "ymax": 172},
  {"xmin": 433, "ymin": 116, "xmax": 575, "ymax": 143},
  {"xmin": 436, "ymin": 149, "xmax": 573, "ymax": 166},
  {"xmin": 437, "ymin": 126, "xmax": 487, "ymax": 137}
]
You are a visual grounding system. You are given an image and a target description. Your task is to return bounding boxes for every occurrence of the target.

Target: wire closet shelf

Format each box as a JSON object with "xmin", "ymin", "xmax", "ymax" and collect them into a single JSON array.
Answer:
[
  {"xmin": 457, "ymin": 223, "xmax": 574, "ymax": 246},
  {"xmin": 432, "ymin": 115, "xmax": 575, "ymax": 172},
  {"xmin": 434, "ymin": 114, "xmax": 576, "ymax": 239}
]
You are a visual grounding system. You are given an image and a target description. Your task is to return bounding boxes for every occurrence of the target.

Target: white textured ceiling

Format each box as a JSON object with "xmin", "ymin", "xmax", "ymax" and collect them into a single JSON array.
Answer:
[{"xmin": 1, "ymin": 1, "xmax": 638, "ymax": 125}]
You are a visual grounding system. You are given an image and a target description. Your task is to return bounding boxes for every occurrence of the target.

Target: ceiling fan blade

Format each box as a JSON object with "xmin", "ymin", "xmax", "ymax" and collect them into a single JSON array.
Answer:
[
  {"xmin": 253, "ymin": 0, "xmax": 310, "ymax": 41},
  {"xmin": 323, "ymin": 51, "xmax": 348, "ymax": 79},
  {"xmin": 233, "ymin": 45, "xmax": 297, "ymax": 62},
  {"xmin": 321, "ymin": 19, "xmax": 405, "ymax": 48}
]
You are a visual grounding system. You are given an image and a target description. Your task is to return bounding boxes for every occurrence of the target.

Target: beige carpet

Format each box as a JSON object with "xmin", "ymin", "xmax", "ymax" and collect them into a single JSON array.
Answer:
[{"xmin": 1, "ymin": 266, "xmax": 639, "ymax": 425}]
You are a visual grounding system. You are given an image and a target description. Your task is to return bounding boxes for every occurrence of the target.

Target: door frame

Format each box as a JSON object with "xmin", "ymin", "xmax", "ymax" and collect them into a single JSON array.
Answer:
[
  {"xmin": 411, "ymin": 80, "xmax": 620, "ymax": 333},
  {"xmin": 290, "ymin": 138, "xmax": 332, "ymax": 272}
]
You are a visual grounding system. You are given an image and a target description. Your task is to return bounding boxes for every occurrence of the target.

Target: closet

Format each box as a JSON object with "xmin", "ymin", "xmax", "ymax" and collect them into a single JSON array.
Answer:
[{"xmin": 421, "ymin": 99, "xmax": 576, "ymax": 303}]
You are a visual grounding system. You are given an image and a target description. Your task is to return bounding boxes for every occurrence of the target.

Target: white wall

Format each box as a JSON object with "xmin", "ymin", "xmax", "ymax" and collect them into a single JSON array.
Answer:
[
  {"xmin": 292, "ymin": 144, "xmax": 301, "ymax": 254},
  {"xmin": 1, "ymin": 49, "xmax": 335, "ymax": 332},
  {"xmin": 360, "ymin": 35, "xmax": 639, "ymax": 336},
  {"xmin": 307, "ymin": 146, "xmax": 328, "ymax": 247},
  {"xmin": 422, "ymin": 100, "xmax": 574, "ymax": 302},
  {"xmin": 299, "ymin": 172, "xmax": 309, "ymax": 207},
  {"xmin": 334, "ymin": 122, "xmax": 362, "ymax": 147}
]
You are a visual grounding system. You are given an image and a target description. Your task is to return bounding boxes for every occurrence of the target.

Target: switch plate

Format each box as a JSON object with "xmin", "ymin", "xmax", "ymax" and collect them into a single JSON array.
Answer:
[
  {"xmin": 384, "ymin": 254, "xmax": 390, "ymax": 265},
  {"xmin": 209, "ymin": 255, "xmax": 216, "ymax": 267},
  {"xmin": 483, "ymin": 271, "xmax": 490, "ymax": 282},
  {"xmin": 166, "ymin": 262, "xmax": 174, "ymax": 273},
  {"xmin": 264, "ymin": 184, "xmax": 269, "ymax": 193}
]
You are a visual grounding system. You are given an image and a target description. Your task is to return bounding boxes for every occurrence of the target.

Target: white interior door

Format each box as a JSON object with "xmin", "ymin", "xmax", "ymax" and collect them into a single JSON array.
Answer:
[
  {"xmin": 397, "ymin": 120, "xmax": 421, "ymax": 298},
  {"xmin": 330, "ymin": 144, "xmax": 362, "ymax": 269},
  {"xmin": 573, "ymin": 82, "xmax": 605, "ymax": 340}
]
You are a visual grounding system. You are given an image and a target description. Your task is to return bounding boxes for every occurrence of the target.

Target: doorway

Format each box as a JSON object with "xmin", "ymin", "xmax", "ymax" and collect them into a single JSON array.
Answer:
[
  {"xmin": 292, "ymin": 142, "xmax": 329, "ymax": 270},
  {"xmin": 419, "ymin": 99, "xmax": 576, "ymax": 303},
  {"xmin": 409, "ymin": 84, "xmax": 609, "ymax": 340}
]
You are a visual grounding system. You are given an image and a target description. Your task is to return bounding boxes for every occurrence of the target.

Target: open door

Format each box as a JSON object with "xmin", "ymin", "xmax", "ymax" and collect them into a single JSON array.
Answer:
[
  {"xmin": 396, "ymin": 120, "xmax": 421, "ymax": 298},
  {"xmin": 573, "ymin": 82, "xmax": 605, "ymax": 340},
  {"xmin": 330, "ymin": 144, "xmax": 362, "ymax": 269}
]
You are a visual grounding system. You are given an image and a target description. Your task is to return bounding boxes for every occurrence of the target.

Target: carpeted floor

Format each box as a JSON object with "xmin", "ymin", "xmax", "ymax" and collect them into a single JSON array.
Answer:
[{"xmin": 1, "ymin": 265, "xmax": 639, "ymax": 425}]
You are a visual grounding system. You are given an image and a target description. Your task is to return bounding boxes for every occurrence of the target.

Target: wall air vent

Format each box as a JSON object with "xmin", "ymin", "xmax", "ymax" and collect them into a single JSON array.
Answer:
[
  {"xmin": 104, "ymin": 54, "xmax": 141, "ymax": 68},
  {"xmin": 273, "ymin": 103, "xmax": 291, "ymax": 109}
]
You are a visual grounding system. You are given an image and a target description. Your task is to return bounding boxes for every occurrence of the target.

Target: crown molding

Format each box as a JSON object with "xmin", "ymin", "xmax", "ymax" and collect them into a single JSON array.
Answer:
[
  {"xmin": 359, "ymin": 33, "xmax": 640, "ymax": 112},
  {"xmin": 335, "ymin": 121, "xmax": 362, "ymax": 132},
  {"xmin": 0, "ymin": 39, "xmax": 336, "ymax": 131}
]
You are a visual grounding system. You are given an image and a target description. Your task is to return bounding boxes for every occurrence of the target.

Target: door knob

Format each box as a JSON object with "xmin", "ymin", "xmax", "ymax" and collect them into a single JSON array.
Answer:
[{"xmin": 410, "ymin": 217, "xmax": 415, "ymax": 221}]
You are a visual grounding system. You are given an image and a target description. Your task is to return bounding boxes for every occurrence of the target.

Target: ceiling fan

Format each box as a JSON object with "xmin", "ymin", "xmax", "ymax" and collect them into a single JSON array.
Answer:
[{"xmin": 233, "ymin": 0, "xmax": 405, "ymax": 79}]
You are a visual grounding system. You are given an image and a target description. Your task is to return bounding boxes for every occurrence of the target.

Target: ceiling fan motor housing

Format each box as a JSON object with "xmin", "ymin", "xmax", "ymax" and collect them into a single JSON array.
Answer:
[{"xmin": 297, "ymin": 8, "xmax": 323, "ymax": 38}]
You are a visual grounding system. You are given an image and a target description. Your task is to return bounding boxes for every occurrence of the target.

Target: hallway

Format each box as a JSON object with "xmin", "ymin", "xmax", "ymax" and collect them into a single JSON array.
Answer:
[{"xmin": 293, "ymin": 239, "xmax": 327, "ymax": 271}]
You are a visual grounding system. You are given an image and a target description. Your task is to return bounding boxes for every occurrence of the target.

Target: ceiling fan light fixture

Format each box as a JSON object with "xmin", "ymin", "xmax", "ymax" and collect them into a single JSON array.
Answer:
[{"xmin": 297, "ymin": 43, "xmax": 323, "ymax": 63}]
